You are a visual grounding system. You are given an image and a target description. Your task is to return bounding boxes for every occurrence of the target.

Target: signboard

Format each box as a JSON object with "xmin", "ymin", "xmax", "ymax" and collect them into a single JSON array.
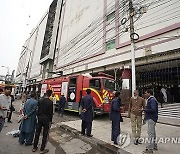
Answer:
[
  {"xmin": 61, "ymin": 82, "xmax": 68, "ymax": 98},
  {"xmin": 40, "ymin": 84, "xmax": 47, "ymax": 97}
]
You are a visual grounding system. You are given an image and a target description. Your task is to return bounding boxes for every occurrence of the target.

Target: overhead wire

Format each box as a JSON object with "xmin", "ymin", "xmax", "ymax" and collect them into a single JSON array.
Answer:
[
  {"xmin": 56, "ymin": 0, "xmax": 179, "ymax": 66},
  {"xmin": 58, "ymin": 1, "xmax": 129, "ymax": 55},
  {"xmin": 135, "ymin": 0, "xmax": 180, "ymax": 25},
  {"xmin": 59, "ymin": 2, "xmax": 130, "ymax": 61}
]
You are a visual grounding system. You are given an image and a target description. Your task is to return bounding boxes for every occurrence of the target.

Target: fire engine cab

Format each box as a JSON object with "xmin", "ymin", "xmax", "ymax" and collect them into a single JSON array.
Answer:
[{"xmin": 41, "ymin": 73, "xmax": 116, "ymax": 115}]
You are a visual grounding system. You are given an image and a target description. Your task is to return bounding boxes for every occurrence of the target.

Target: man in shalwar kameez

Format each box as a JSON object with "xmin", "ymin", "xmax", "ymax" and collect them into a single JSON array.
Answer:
[{"xmin": 19, "ymin": 92, "xmax": 38, "ymax": 145}]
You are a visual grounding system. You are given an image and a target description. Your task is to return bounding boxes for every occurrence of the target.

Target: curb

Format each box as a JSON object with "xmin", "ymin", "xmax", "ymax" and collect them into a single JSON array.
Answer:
[
  {"xmin": 157, "ymin": 121, "xmax": 180, "ymax": 127},
  {"xmin": 124, "ymin": 116, "xmax": 180, "ymax": 127},
  {"xmin": 56, "ymin": 123, "xmax": 132, "ymax": 154}
]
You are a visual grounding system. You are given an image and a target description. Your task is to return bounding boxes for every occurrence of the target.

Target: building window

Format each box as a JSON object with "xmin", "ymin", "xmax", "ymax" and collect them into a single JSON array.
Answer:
[
  {"xmin": 107, "ymin": 11, "xmax": 115, "ymax": 21},
  {"xmin": 106, "ymin": 39, "xmax": 115, "ymax": 51}
]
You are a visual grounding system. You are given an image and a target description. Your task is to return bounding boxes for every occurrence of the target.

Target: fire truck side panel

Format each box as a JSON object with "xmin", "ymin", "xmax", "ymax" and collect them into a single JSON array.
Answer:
[
  {"xmin": 41, "ymin": 74, "xmax": 114, "ymax": 114},
  {"xmin": 61, "ymin": 82, "xmax": 68, "ymax": 98},
  {"xmin": 40, "ymin": 84, "xmax": 47, "ymax": 97},
  {"xmin": 75, "ymin": 75, "xmax": 84, "ymax": 103},
  {"xmin": 82, "ymin": 78, "xmax": 108, "ymax": 115}
]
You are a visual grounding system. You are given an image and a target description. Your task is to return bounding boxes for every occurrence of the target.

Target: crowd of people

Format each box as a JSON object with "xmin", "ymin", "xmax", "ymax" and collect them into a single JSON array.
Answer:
[
  {"xmin": 1, "ymin": 87, "xmax": 159, "ymax": 154},
  {"xmin": 0, "ymin": 88, "xmax": 67, "ymax": 154},
  {"xmin": 80, "ymin": 89, "xmax": 158, "ymax": 154}
]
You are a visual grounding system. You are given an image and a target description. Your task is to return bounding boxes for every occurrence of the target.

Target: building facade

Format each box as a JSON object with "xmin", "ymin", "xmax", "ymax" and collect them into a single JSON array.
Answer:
[{"xmin": 16, "ymin": 0, "xmax": 180, "ymax": 102}]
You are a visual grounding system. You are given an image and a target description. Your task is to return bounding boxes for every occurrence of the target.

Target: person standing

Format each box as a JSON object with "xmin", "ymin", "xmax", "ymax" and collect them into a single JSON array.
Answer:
[
  {"xmin": 161, "ymin": 87, "xmax": 167, "ymax": 103},
  {"xmin": 32, "ymin": 90, "xmax": 53, "ymax": 154},
  {"xmin": 142, "ymin": 89, "xmax": 158, "ymax": 154},
  {"xmin": 18, "ymin": 92, "xmax": 38, "ymax": 145},
  {"xmin": 49, "ymin": 93, "xmax": 57, "ymax": 113},
  {"xmin": 49, "ymin": 93, "xmax": 56, "ymax": 105},
  {"xmin": 158, "ymin": 90, "xmax": 164, "ymax": 108},
  {"xmin": 128, "ymin": 90, "xmax": 145, "ymax": 145},
  {"xmin": 7, "ymin": 94, "xmax": 15, "ymax": 123},
  {"xmin": 58, "ymin": 93, "xmax": 66, "ymax": 117},
  {"xmin": 110, "ymin": 91, "xmax": 123, "ymax": 145},
  {"xmin": 0, "ymin": 86, "xmax": 11, "ymax": 132},
  {"xmin": 81, "ymin": 89, "xmax": 94, "ymax": 137}
]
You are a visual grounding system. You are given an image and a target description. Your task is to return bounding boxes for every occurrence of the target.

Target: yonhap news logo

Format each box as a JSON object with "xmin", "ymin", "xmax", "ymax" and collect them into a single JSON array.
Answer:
[
  {"xmin": 116, "ymin": 133, "xmax": 180, "ymax": 148},
  {"xmin": 138, "ymin": 137, "xmax": 180, "ymax": 144},
  {"xmin": 117, "ymin": 132, "xmax": 131, "ymax": 148}
]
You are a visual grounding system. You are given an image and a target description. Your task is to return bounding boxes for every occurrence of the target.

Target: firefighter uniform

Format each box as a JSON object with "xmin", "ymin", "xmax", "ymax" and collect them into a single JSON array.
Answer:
[
  {"xmin": 81, "ymin": 89, "xmax": 93, "ymax": 136},
  {"xmin": 110, "ymin": 95, "xmax": 123, "ymax": 145}
]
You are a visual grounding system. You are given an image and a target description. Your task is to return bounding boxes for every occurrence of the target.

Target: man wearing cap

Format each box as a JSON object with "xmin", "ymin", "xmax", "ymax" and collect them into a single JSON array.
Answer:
[
  {"xmin": 81, "ymin": 89, "xmax": 94, "ymax": 137},
  {"xmin": 0, "ymin": 86, "xmax": 11, "ymax": 132}
]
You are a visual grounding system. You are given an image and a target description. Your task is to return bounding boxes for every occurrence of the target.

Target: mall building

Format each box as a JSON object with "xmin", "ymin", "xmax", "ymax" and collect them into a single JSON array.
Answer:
[{"xmin": 16, "ymin": 0, "xmax": 180, "ymax": 103}]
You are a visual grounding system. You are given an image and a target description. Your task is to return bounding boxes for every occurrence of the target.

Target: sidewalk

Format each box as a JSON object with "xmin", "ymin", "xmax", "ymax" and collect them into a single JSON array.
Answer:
[{"xmin": 60, "ymin": 116, "xmax": 180, "ymax": 154}]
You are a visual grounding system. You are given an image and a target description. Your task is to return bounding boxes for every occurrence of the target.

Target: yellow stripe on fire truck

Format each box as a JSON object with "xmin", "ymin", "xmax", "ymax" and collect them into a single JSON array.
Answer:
[{"xmin": 83, "ymin": 88, "xmax": 103, "ymax": 103}]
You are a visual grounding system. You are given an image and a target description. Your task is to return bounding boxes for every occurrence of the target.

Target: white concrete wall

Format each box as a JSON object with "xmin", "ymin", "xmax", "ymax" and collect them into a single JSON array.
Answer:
[
  {"xmin": 15, "ymin": 39, "xmax": 30, "ymax": 83},
  {"xmin": 16, "ymin": 0, "xmax": 180, "ymax": 82},
  {"xmin": 56, "ymin": 0, "xmax": 104, "ymax": 69},
  {"xmin": 29, "ymin": 13, "xmax": 48, "ymax": 80},
  {"xmin": 118, "ymin": 0, "xmax": 180, "ymax": 44},
  {"xmin": 55, "ymin": 0, "xmax": 180, "ymax": 75}
]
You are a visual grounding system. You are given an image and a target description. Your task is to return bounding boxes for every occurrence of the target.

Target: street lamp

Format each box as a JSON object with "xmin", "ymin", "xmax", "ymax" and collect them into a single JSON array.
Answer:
[{"xmin": 2, "ymin": 65, "xmax": 10, "ymax": 82}]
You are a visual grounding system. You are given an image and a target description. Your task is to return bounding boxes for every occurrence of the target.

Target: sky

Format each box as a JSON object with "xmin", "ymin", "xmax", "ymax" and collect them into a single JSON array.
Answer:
[{"xmin": 0, "ymin": 0, "xmax": 53, "ymax": 77}]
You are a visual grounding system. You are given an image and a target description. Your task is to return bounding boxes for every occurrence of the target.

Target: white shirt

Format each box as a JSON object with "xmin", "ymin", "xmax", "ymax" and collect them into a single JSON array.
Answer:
[{"xmin": 0, "ymin": 94, "xmax": 11, "ymax": 118}]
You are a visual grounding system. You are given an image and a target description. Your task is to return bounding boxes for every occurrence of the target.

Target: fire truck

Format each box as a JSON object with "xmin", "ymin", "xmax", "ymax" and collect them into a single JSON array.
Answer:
[{"xmin": 41, "ymin": 73, "xmax": 116, "ymax": 115}]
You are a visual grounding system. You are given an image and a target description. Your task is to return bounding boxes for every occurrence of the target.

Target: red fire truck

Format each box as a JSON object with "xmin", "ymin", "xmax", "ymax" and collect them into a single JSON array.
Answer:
[{"xmin": 41, "ymin": 73, "xmax": 116, "ymax": 115}]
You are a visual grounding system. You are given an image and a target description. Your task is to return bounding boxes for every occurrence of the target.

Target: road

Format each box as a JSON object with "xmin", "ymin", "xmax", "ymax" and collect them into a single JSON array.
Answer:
[{"xmin": 0, "ymin": 99, "xmax": 109, "ymax": 154}]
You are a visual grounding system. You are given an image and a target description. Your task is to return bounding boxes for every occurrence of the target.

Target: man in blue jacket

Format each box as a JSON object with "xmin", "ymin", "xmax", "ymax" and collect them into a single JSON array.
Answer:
[
  {"xmin": 81, "ymin": 89, "xmax": 94, "ymax": 137},
  {"xmin": 58, "ymin": 93, "xmax": 66, "ymax": 117},
  {"xmin": 110, "ymin": 91, "xmax": 123, "ymax": 145},
  {"xmin": 142, "ymin": 89, "xmax": 158, "ymax": 154}
]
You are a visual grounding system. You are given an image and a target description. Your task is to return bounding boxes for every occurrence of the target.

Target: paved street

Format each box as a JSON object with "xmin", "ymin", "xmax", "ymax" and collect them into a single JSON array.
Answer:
[
  {"xmin": 0, "ymin": 99, "xmax": 109, "ymax": 154},
  {"xmin": 1, "ymin": 99, "xmax": 180, "ymax": 154}
]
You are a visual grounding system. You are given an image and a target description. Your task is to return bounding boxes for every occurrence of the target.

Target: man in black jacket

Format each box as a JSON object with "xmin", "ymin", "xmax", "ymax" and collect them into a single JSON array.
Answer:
[{"xmin": 32, "ymin": 90, "xmax": 53, "ymax": 154}]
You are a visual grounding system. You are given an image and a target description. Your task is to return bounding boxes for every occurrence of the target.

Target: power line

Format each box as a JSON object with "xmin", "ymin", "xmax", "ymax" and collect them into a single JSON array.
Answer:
[
  {"xmin": 56, "ymin": 0, "xmax": 179, "ymax": 67},
  {"xmin": 136, "ymin": 14, "xmax": 180, "ymax": 30},
  {"xmin": 58, "ymin": 1, "xmax": 129, "ymax": 55},
  {"xmin": 136, "ymin": 0, "xmax": 180, "ymax": 24}
]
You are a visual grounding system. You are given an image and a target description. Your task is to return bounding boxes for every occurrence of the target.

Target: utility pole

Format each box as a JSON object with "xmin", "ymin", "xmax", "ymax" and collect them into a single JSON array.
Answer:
[{"xmin": 129, "ymin": 0, "xmax": 136, "ymax": 96}]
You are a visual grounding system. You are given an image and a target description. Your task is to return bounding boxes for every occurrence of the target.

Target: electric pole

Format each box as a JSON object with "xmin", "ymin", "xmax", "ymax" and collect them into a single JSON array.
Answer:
[{"xmin": 129, "ymin": 0, "xmax": 136, "ymax": 96}]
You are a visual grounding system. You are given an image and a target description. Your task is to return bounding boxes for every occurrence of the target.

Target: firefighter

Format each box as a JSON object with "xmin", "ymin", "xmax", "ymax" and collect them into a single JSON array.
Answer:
[
  {"xmin": 80, "ymin": 89, "xmax": 94, "ymax": 137},
  {"xmin": 110, "ymin": 91, "xmax": 123, "ymax": 145}
]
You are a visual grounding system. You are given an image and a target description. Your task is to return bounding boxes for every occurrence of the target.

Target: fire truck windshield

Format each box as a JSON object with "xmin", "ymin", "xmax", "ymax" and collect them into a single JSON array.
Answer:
[{"xmin": 102, "ymin": 79, "xmax": 115, "ymax": 91}]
